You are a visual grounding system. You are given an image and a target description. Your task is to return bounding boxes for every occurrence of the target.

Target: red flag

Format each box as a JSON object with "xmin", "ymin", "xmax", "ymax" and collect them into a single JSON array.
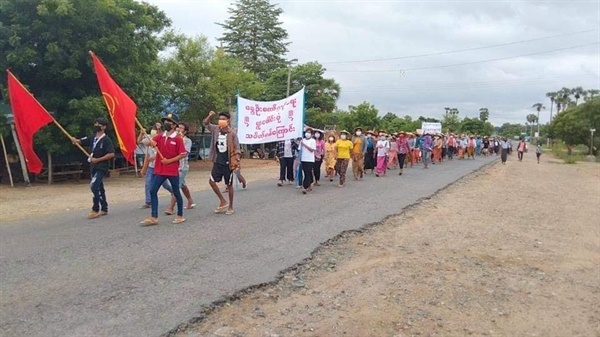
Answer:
[
  {"xmin": 90, "ymin": 52, "xmax": 137, "ymax": 165},
  {"xmin": 7, "ymin": 70, "xmax": 54, "ymax": 174}
]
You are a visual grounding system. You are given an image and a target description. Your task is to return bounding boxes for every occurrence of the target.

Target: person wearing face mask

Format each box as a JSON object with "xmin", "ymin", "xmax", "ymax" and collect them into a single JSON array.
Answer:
[
  {"xmin": 140, "ymin": 114, "xmax": 188, "ymax": 226},
  {"xmin": 312, "ymin": 131, "xmax": 325, "ymax": 186},
  {"xmin": 164, "ymin": 123, "xmax": 196, "ymax": 215},
  {"xmin": 71, "ymin": 117, "xmax": 115, "ymax": 219},
  {"xmin": 351, "ymin": 127, "xmax": 367, "ymax": 180},
  {"xmin": 324, "ymin": 133, "xmax": 338, "ymax": 181},
  {"xmin": 137, "ymin": 125, "xmax": 174, "ymax": 209},
  {"xmin": 387, "ymin": 134, "xmax": 399, "ymax": 170},
  {"xmin": 334, "ymin": 130, "xmax": 353, "ymax": 187},
  {"xmin": 276, "ymin": 138, "xmax": 296, "ymax": 186},
  {"xmin": 299, "ymin": 128, "xmax": 316, "ymax": 194},
  {"xmin": 203, "ymin": 111, "xmax": 241, "ymax": 215},
  {"xmin": 375, "ymin": 131, "xmax": 390, "ymax": 177},
  {"xmin": 363, "ymin": 130, "xmax": 376, "ymax": 173}
]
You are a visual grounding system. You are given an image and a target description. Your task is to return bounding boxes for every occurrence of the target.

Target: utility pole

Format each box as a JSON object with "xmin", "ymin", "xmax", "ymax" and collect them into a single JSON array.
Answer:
[{"xmin": 286, "ymin": 58, "xmax": 298, "ymax": 97}]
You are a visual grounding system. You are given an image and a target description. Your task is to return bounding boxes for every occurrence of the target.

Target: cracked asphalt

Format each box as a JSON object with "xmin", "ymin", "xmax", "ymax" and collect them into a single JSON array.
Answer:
[{"xmin": 0, "ymin": 156, "xmax": 496, "ymax": 337}]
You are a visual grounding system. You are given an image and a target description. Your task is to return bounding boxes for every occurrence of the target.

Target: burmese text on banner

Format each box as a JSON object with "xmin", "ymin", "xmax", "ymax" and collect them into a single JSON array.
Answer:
[
  {"xmin": 421, "ymin": 122, "xmax": 442, "ymax": 135},
  {"xmin": 90, "ymin": 52, "xmax": 137, "ymax": 165},
  {"xmin": 7, "ymin": 70, "xmax": 54, "ymax": 174},
  {"xmin": 236, "ymin": 88, "xmax": 304, "ymax": 144}
]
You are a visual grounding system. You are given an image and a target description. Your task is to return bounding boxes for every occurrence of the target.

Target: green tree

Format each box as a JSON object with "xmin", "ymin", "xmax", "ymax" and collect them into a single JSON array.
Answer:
[
  {"xmin": 0, "ymin": 0, "xmax": 171, "ymax": 154},
  {"xmin": 550, "ymin": 97, "xmax": 600, "ymax": 154},
  {"xmin": 442, "ymin": 108, "xmax": 461, "ymax": 133},
  {"xmin": 479, "ymin": 107, "xmax": 489, "ymax": 122},
  {"xmin": 263, "ymin": 62, "xmax": 340, "ymax": 112},
  {"xmin": 584, "ymin": 89, "xmax": 599, "ymax": 102},
  {"xmin": 526, "ymin": 113, "xmax": 538, "ymax": 137},
  {"xmin": 460, "ymin": 117, "xmax": 494, "ymax": 136},
  {"xmin": 546, "ymin": 91, "xmax": 557, "ymax": 122},
  {"xmin": 218, "ymin": 0, "xmax": 290, "ymax": 78},
  {"xmin": 498, "ymin": 122, "xmax": 526, "ymax": 138},
  {"xmin": 571, "ymin": 86, "xmax": 585, "ymax": 105},
  {"xmin": 532, "ymin": 103, "xmax": 545, "ymax": 135},
  {"xmin": 345, "ymin": 102, "xmax": 380, "ymax": 131}
]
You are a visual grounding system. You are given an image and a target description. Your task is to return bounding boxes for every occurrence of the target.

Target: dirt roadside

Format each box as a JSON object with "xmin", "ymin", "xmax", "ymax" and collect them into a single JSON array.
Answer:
[
  {"xmin": 0, "ymin": 159, "xmax": 279, "ymax": 223},
  {"xmin": 175, "ymin": 155, "xmax": 600, "ymax": 337}
]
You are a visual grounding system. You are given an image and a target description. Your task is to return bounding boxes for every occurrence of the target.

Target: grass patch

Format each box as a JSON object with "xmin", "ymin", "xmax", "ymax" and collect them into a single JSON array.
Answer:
[{"xmin": 551, "ymin": 143, "xmax": 587, "ymax": 164}]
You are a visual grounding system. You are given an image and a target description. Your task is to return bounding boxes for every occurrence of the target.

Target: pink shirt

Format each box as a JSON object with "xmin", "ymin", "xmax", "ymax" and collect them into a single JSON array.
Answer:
[{"xmin": 314, "ymin": 139, "xmax": 325, "ymax": 159}]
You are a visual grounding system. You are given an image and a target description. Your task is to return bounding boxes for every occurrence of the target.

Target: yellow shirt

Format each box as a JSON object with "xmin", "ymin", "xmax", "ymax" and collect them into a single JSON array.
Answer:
[
  {"xmin": 352, "ymin": 137, "xmax": 362, "ymax": 154},
  {"xmin": 335, "ymin": 140, "xmax": 353, "ymax": 159}
]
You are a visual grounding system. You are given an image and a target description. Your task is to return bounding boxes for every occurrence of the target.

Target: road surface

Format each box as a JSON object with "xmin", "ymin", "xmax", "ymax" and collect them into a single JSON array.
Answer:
[{"xmin": 0, "ymin": 156, "xmax": 497, "ymax": 337}]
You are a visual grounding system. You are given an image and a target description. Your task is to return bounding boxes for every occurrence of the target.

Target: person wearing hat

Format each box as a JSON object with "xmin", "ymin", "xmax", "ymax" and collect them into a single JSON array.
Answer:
[
  {"xmin": 396, "ymin": 131, "xmax": 411, "ymax": 175},
  {"xmin": 433, "ymin": 134, "xmax": 443, "ymax": 164},
  {"xmin": 139, "ymin": 113, "xmax": 188, "ymax": 225},
  {"xmin": 375, "ymin": 131, "xmax": 390, "ymax": 176},
  {"xmin": 324, "ymin": 133, "xmax": 338, "ymax": 181},
  {"xmin": 387, "ymin": 133, "xmax": 399, "ymax": 170},
  {"xmin": 203, "ymin": 110, "xmax": 241, "ymax": 213},
  {"xmin": 335, "ymin": 130, "xmax": 353, "ymax": 187},
  {"xmin": 467, "ymin": 135, "xmax": 476, "ymax": 159},
  {"xmin": 482, "ymin": 136, "xmax": 490, "ymax": 156},
  {"xmin": 71, "ymin": 117, "xmax": 116, "ymax": 219},
  {"xmin": 363, "ymin": 130, "xmax": 376, "ymax": 173},
  {"xmin": 420, "ymin": 132, "xmax": 433, "ymax": 169},
  {"xmin": 351, "ymin": 127, "xmax": 367, "ymax": 180}
]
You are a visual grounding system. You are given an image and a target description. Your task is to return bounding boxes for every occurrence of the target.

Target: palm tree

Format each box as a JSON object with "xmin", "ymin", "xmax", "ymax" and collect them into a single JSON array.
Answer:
[
  {"xmin": 571, "ymin": 86, "xmax": 585, "ymax": 105},
  {"xmin": 546, "ymin": 91, "xmax": 557, "ymax": 121},
  {"xmin": 585, "ymin": 89, "xmax": 600, "ymax": 102},
  {"xmin": 531, "ymin": 103, "xmax": 545, "ymax": 136},
  {"xmin": 479, "ymin": 107, "xmax": 489, "ymax": 122},
  {"xmin": 526, "ymin": 113, "xmax": 538, "ymax": 138},
  {"xmin": 444, "ymin": 107, "xmax": 450, "ymax": 115},
  {"xmin": 449, "ymin": 108, "xmax": 459, "ymax": 115}
]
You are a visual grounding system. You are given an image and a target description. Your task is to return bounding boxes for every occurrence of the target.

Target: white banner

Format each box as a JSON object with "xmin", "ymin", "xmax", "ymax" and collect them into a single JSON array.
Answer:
[
  {"xmin": 236, "ymin": 88, "xmax": 305, "ymax": 144},
  {"xmin": 421, "ymin": 122, "xmax": 442, "ymax": 135}
]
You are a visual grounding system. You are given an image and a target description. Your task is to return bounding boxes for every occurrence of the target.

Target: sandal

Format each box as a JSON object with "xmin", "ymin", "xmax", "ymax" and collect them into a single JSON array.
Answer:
[
  {"xmin": 164, "ymin": 209, "xmax": 174, "ymax": 215},
  {"xmin": 172, "ymin": 217, "xmax": 186, "ymax": 224},
  {"xmin": 225, "ymin": 209, "xmax": 234, "ymax": 215},
  {"xmin": 184, "ymin": 203, "xmax": 196, "ymax": 209},
  {"xmin": 140, "ymin": 218, "xmax": 159, "ymax": 226},
  {"xmin": 215, "ymin": 204, "xmax": 229, "ymax": 213}
]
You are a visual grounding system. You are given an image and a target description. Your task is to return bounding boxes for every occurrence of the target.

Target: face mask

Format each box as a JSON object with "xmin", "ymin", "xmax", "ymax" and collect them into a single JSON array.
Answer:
[
  {"xmin": 305, "ymin": 133, "xmax": 312, "ymax": 138},
  {"xmin": 163, "ymin": 123, "xmax": 173, "ymax": 132},
  {"xmin": 150, "ymin": 130, "xmax": 157, "ymax": 137},
  {"xmin": 356, "ymin": 131, "xmax": 362, "ymax": 136},
  {"xmin": 93, "ymin": 125, "xmax": 101, "ymax": 133},
  {"xmin": 218, "ymin": 120, "xmax": 229, "ymax": 128},
  {"xmin": 328, "ymin": 137, "xmax": 334, "ymax": 142},
  {"xmin": 315, "ymin": 133, "xmax": 321, "ymax": 139},
  {"xmin": 380, "ymin": 136, "xmax": 386, "ymax": 140},
  {"xmin": 366, "ymin": 134, "xmax": 371, "ymax": 138},
  {"xmin": 340, "ymin": 134, "xmax": 347, "ymax": 140}
]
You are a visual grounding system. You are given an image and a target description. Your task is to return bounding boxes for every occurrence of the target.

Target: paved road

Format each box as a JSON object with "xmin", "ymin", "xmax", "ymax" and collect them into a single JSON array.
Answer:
[{"xmin": 0, "ymin": 156, "xmax": 497, "ymax": 337}]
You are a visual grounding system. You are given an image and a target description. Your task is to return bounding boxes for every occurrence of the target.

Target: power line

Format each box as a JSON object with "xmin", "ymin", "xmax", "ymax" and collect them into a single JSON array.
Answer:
[
  {"xmin": 326, "ymin": 43, "xmax": 600, "ymax": 73},
  {"xmin": 321, "ymin": 29, "xmax": 597, "ymax": 64}
]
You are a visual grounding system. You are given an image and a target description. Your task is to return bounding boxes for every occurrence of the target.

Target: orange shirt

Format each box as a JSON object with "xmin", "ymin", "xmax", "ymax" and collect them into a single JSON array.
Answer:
[{"xmin": 352, "ymin": 137, "xmax": 362, "ymax": 154}]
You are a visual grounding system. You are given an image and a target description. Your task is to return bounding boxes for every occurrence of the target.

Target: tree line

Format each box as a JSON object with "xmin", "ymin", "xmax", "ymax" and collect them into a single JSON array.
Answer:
[{"xmin": 0, "ymin": 0, "xmax": 595, "ymax": 159}]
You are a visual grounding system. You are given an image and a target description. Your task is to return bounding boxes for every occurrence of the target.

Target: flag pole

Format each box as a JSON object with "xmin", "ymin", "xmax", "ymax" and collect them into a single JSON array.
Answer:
[
  {"xmin": 6, "ymin": 70, "xmax": 90, "ymax": 157},
  {"xmin": 0, "ymin": 134, "xmax": 14, "ymax": 187},
  {"xmin": 50, "ymin": 118, "xmax": 90, "ymax": 157},
  {"xmin": 135, "ymin": 118, "xmax": 164, "ymax": 159}
]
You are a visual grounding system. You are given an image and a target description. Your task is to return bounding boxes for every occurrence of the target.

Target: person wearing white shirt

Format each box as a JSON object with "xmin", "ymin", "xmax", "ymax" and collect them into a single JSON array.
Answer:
[
  {"xmin": 300, "ymin": 128, "xmax": 316, "ymax": 194},
  {"xmin": 375, "ymin": 132, "xmax": 390, "ymax": 177}
]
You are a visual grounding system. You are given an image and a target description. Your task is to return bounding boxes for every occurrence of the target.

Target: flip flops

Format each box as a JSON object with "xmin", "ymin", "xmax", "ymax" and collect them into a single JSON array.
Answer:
[
  {"xmin": 164, "ymin": 210, "xmax": 174, "ymax": 215},
  {"xmin": 140, "ymin": 218, "xmax": 159, "ymax": 226},
  {"xmin": 225, "ymin": 209, "xmax": 234, "ymax": 215},
  {"xmin": 172, "ymin": 217, "xmax": 186, "ymax": 224},
  {"xmin": 214, "ymin": 204, "xmax": 229, "ymax": 213},
  {"xmin": 184, "ymin": 204, "xmax": 196, "ymax": 209}
]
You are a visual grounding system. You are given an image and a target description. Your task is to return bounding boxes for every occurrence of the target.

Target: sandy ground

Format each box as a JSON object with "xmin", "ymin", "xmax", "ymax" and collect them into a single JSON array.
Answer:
[
  {"xmin": 173, "ymin": 155, "xmax": 600, "ymax": 337},
  {"xmin": 0, "ymin": 159, "xmax": 279, "ymax": 223}
]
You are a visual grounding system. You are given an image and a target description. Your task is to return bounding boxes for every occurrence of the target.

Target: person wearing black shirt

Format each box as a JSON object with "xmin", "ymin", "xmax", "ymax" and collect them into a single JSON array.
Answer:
[{"xmin": 71, "ymin": 117, "xmax": 115, "ymax": 219}]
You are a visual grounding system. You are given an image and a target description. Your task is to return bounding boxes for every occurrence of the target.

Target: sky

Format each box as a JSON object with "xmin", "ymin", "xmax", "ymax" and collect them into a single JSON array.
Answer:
[{"xmin": 146, "ymin": 0, "xmax": 600, "ymax": 126}]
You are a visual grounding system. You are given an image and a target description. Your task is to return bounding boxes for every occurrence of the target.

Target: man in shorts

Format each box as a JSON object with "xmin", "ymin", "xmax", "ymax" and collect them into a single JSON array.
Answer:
[{"xmin": 203, "ymin": 111, "xmax": 241, "ymax": 215}]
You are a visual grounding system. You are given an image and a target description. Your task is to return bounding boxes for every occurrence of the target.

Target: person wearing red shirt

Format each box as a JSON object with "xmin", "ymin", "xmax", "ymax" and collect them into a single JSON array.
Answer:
[{"xmin": 140, "ymin": 114, "xmax": 188, "ymax": 226}]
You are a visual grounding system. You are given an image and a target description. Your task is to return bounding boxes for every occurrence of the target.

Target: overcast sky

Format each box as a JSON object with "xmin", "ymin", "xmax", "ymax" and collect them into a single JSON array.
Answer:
[{"xmin": 146, "ymin": 0, "xmax": 599, "ymax": 126}]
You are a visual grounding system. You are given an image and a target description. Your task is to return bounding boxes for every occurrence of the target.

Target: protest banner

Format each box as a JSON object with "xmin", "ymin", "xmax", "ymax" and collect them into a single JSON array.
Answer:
[
  {"xmin": 421, "ymin": 122, "xmax": 442, "ymax": 134},
  {"xmin": 236, "ymin": 88, "xmax": 304, "ymax": 144}
]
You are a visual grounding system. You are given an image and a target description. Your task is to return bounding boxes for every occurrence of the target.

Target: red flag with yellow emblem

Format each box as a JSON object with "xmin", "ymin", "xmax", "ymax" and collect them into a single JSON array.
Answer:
[{"xmin": 90, "ymin": 51, "xmax": 137, "ymax": 165}]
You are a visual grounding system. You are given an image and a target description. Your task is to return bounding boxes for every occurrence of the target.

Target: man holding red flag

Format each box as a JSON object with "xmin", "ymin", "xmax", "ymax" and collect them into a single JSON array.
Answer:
[
  {"xmin": 7, "ymin": 70, "xmax": 54, "ymax": 174},
  {"xmin": 90, "ymin": 51, "xmax": 137, "ymax": 166},
  {"xmin": 71, "ymin": 118, "xmax": 115, "ymax": 219}
]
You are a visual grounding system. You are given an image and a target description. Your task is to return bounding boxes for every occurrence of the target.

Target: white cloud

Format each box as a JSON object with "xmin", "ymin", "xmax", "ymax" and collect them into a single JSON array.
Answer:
[{"xmin": 145, "ymin": 0, "xmax": 600, "ymax": 125}]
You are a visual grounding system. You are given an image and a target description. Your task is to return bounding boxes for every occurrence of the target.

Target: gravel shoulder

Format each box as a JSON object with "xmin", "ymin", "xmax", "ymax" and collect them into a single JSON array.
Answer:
[{"xmin": 178, "ymin": 155, "xmax": 600, "ymax": 337}]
